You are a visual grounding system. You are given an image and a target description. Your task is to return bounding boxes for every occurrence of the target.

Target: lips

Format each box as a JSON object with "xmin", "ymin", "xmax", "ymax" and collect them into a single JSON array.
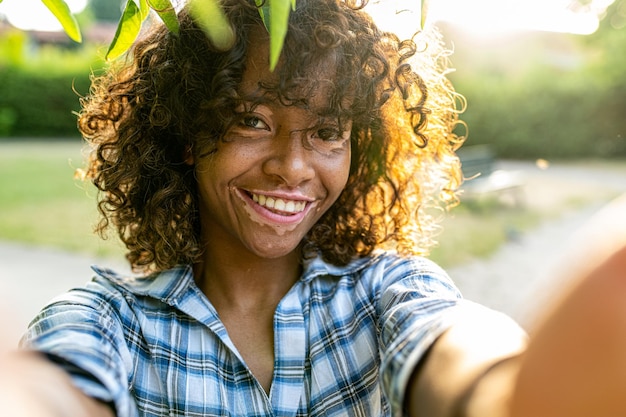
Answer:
[{"xmin": 250, "ymin": 192, "xmax": 307, "ymax": 214}]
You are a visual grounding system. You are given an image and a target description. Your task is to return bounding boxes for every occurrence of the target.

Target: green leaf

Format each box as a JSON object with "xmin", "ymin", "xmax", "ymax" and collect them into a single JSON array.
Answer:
[
  {"xmin": 147, "ymin": 0, "xmax": 179, "ymax": 34},
  {"xmin": 188, "ymin": 0, "xmax": 235, "ymax": 51},
  {"xmin": 106, "ymin": 0, "xmax": 150, "ymax": 61},
  {"xmin": 255, "ymin": 0, "xmax": 294, "ymax": 70},
  {"xmin": 268, "ymin": 0, "xmax": 292, "ymax": 71},
  {"xmin": 255, "ymin": 0, "xmax": 271, "ymax": 32},
  {"xmin": 40, "ymin": 0, "xmax": 82, "ymax": 42},
  {"xmin": 421, "ymin": 0, "xmax": 429, "ymax": 29}
]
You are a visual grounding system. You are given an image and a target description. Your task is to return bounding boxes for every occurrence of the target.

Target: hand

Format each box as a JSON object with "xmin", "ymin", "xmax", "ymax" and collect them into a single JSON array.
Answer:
[
  {"xmin": 0, "ymin": 351, "xmax": 115, "ymax": 417},
  {"xmin": 510, "ymin": 194, "xmax": 626, "ymax": 417}
]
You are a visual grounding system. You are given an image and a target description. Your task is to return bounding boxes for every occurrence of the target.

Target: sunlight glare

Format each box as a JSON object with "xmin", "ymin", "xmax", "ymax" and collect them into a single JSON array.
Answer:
[
  {"xmin": 365, "ymin": 0, "xmax": 423, "ymax": 40},
  {"xmin": 365, "ymin": 0, "xmax": 616, "ymax": 37},
  {"xmin": 0, "ymin": 0, "xmax": 87, "ymax": 32},
  {"xmin": 428, "ymin": 0, "xmax": 616, "ymax": 36}
]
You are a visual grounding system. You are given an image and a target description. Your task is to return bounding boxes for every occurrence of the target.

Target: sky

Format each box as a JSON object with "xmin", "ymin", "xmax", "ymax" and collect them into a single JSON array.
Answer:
[
  {"xmin": 0, "ymin": 0, "xmax": 617, "ymax": 36},
  {"xmin": 364, "ymin": 0, "xmax": 615, "ymax": 39},
  {"xmin": 0, "ymin": 0, "xmax": 88, "ymax": 31},
  {"xmin": 428, "ymin": 0, "xmax": 615, "ymax": 35}
]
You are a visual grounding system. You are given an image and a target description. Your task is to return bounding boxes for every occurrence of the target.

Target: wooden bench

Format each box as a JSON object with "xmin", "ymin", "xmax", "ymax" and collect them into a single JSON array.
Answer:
[{"xmin": 457, "ymin": 145, "xmax": 525, "ymax": 205}]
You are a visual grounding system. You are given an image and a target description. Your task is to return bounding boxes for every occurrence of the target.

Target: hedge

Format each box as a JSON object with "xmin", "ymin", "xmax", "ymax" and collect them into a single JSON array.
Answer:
[
  {"xmin": 451, "ymin": 73, "xmax": 626, "ymax": 160},
  {"xmin": 0, "ymin": 66, "xmax": 93, "ymax": 137}
]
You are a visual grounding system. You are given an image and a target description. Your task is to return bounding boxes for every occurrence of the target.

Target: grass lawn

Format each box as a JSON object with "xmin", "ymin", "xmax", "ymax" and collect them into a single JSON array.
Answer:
[
  {"xmin": 0, "ymin": 139, "xmax": 125, "ymax": 260},
  {"xmin": 429, "ymin": 200, "xmax": 541, "ymax": 267},
  {"xmin": 429, "ymin": 164, "xmax": 623, "ymax": 267},
  {"xmin": 0, "ymin": 140, "xmax": 622, "ymax": 267}
]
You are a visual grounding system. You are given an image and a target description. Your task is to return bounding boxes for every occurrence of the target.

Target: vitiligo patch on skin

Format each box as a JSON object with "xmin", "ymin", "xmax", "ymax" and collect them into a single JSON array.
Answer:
[{"xmin": 234, "ymin": 187, "xmax": 315, "ymax": 236}]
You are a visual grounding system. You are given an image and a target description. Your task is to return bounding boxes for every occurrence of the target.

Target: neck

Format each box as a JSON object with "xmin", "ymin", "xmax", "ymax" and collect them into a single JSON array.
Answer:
[{"xmin": 194, "ymin": 244, "xmax": 302, "ymax": 312}]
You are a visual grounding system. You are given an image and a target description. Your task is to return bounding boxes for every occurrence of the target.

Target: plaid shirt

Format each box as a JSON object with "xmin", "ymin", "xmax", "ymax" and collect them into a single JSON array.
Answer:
[{"xmin": 21, "ymin": 251, "xmax": 468, "ymax": 417}]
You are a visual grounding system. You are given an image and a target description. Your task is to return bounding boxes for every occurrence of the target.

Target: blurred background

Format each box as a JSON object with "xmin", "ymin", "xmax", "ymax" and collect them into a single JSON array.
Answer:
[{"xmin": 0, "ymin": 0, "xmax": 625, "ymax": 339}]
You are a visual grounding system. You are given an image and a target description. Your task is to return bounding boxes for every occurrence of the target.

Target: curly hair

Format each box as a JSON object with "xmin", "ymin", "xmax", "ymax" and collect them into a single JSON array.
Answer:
[{"xmin": 78, "ymin": 0, "xmax": 465, "ymax": 272}]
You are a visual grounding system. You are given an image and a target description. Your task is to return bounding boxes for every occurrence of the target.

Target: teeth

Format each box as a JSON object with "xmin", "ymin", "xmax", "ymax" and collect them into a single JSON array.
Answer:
[{"xmin": 251, "ymin": 192, "xmax": 306, "ymax": 213}]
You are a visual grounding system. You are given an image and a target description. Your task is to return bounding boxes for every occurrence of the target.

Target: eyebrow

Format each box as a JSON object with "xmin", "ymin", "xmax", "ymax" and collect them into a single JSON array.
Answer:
[
  {"xmin": 237, "ymin": 79, "xmax": 355, "ymax": 120},
  {"xmin": 237, "ymin": 95, "xmax": 347, "ymax": 120}
]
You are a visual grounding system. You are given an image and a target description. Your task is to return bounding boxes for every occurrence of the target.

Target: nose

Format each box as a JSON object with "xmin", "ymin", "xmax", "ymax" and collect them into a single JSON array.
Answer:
[{"xmin": 262, "ymin": 129, "xmax": 316, "ymax": 187}]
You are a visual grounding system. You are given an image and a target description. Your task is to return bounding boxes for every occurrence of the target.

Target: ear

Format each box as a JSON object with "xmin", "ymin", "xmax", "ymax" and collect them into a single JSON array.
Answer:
[{"xmin": 183, "ymin": 144, "xmax": 194, "ymax": 165}]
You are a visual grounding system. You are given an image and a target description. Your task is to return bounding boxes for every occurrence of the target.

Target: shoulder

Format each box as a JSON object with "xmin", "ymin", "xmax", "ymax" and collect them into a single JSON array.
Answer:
[
  {"xmin": 25, "ymin": 265, "xmax": 195, "ymax": 334},
  {"xmin": 303, "ymin": 251, "xmax": 459, "ymax": 297},
  {"xmin": 87, "ymin": 264, "xmax": 195, "ymax": 301},
  {"xmin": 305, "ymin": 250, "xmax": 446, "ymax": 275}
]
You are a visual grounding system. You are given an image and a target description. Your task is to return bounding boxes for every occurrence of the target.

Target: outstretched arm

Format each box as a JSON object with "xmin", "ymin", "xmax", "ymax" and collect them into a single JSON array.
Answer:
[
  {"xmin": 407, "ymin": 194, "xmax": 626, "ymax": 417},
  {"xmin": 510, "ymin": 193, "xmax": 626, "ymax": 417},
  {"xmin": 0, "ymin": 351, "xmax": 114, "ymax": 417},
  {"xmin": 405, "ymin": 306, "xmax": 527, "ymax": 417}
]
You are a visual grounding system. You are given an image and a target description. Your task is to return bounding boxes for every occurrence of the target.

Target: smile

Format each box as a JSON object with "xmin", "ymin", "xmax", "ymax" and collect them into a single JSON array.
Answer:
[{"xmin": 250, "ymin": 192, "xmax": 307, "ymax": 214}]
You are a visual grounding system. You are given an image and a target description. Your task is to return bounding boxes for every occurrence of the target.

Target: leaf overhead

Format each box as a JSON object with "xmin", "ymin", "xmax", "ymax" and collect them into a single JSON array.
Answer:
[
  {"xmin": 188, "ymin": 0, "xmax": 235, "ymax": 51},
  {"xmin": 41, "ymin": 0, "xmax": 82, "ymax": 42},
  {"xmin": 268, "ymin": 0, "xmax": 291, "ymax": 71},
  {"xmin": 256, "ymin": 0, "xmax": 271, "ymax": 32},
  {"xmin": 147, "ymin": 0, "xmax": 179, "ymax": 34},
  {"xmin": 106, "ymin": 0, "xmax": 150, "ymax": 61},
  {"xmin": 421, "ymin": 0, "xmax": 429, "ymax": 29},
  {"xmin": 255, "ymin": 0, "xmax": 293, "ymax": 70}
]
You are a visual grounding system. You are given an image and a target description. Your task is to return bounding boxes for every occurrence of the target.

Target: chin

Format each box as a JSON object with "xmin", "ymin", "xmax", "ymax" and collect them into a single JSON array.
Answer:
[{"xmin": 247, "ymin": 239, "xmax": 302, "ymax": 260}]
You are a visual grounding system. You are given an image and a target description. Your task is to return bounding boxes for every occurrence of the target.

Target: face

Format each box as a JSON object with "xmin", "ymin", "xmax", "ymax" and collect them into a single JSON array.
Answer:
[{"xmin": 193, "ymin": 31, "xmax": 352, "ymax": 260}]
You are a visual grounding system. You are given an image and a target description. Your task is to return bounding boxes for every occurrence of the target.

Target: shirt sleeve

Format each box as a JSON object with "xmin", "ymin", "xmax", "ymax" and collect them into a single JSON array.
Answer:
[
  {"xmin": 375, "ymin": 255, "xmax": 471, "ymax": 412},
  {"xmin": 19, "ymin": 281, "xmax": 139, "ymax": 417}
]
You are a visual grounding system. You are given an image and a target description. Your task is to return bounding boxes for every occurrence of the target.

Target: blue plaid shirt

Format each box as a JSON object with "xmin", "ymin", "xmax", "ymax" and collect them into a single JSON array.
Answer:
[{"xmin": 21, "ymin": 251, "xmax": 469, "ymax": 417}]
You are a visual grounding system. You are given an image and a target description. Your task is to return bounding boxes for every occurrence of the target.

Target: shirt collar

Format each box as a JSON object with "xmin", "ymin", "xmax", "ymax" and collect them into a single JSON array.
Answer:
[
  {"xmin": 91, "ymin": 264, "xmax": 197, "ymax": 306},
  {"xmin": 91, "ymin": 250, "xmax": 388, "ymax": 302},
  {"xmin": 299, "ymin": 250, "xmax": 386, "ymax": 283}
]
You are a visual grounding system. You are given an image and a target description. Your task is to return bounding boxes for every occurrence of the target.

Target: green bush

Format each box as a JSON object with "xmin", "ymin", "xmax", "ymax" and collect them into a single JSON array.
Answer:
[
  {"xmin": 0, "ymin": 107, "xmax": 18, "ymax": 136},
  {"xmin": 0, "ymin": 67, "xmax": 87, "ymax": 136},
  {"xmin": 0, "ymin": 44, "xmax": 105, "ymax": 138},
  {"xmin": 444, "ymin": 4, "xmax": 626, "ymax": 161},
  {"xmin": 451, "ymin": 71, "xmax": 626, "ymax": 160}
]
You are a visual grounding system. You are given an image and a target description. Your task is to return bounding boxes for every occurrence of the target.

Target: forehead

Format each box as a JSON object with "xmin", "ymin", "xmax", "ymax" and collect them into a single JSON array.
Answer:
[
  {"xmin": 239, "ymin": 27, "xmax": 273, "ymax": 94},
  {"xmin": 239, "ymin": 26, "xmax": 340, "ymax": 113}
]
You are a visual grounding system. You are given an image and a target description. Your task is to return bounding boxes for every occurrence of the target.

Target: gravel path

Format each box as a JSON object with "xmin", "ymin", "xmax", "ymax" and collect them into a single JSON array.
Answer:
[
  {"xmin": 451, "ymin": 160, "xmax": 626, "ymax": 327},
  {"xmin": 1, "ymin": 160, "xmax": 625, "ymax": 344},
  {"xmin": 449, "ymin": 202, "xmax": 606, "ymax": 327},
  {"xmin": 0, "ymin": 242, "xmax": 129, "ymax": 347}
]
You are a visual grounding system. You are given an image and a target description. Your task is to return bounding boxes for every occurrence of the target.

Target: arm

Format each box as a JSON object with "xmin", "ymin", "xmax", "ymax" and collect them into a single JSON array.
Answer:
[
  {"xmin": 510, "ymin": 244, "xmax": 626, "ymax": 417},
  {"xmin": 405, "ymin": 306, "xmax": 527, "ymax": 417},
  {"xmin": 509, "ymin": 194, "xmax": 626, "ymax": 417},
  {"xmin": 0, "ymin": 351, "xmax": 114, "ymax": 417},
  {"xmin": 407, "ymin": 194, "xmax": 626, "ymax": 417}
]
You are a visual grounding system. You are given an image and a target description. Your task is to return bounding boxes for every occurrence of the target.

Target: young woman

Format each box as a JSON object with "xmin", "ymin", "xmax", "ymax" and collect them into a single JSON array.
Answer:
[{"xmin": 9, "ymin": 0, "xmax": 626, "ymax": 416}]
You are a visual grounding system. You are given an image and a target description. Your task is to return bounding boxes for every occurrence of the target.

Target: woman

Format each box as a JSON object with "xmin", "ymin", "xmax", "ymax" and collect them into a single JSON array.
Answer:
[{"xmin": 12, "ymin": 0, "xmax": 622, "ymax": 416}]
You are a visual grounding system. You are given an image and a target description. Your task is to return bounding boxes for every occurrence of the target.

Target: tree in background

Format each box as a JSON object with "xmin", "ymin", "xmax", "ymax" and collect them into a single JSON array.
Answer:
[
  {"xmin": 90, "ymin": 0, "xmax": 123, "ymax": 23},
  {"xmin": 447, "ymin": 0, "xmax": 626, "ymax": 159},
  {"xmin": 583, "ymin": 0, "xmax": 626, "ymax": 157},
  {"xmin": 585, "ymin": 0, "xmax": 626, "ymax": 84}
]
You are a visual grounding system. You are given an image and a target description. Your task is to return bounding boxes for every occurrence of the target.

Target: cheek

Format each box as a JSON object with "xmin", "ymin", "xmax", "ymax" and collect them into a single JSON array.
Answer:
[
  {"xmin": 195, "ymin": 146, "xmax": 249, "ymax": 179},
  {"xmin": 324, "ymin": 153, "xmax": 351, "ymax": 199}
]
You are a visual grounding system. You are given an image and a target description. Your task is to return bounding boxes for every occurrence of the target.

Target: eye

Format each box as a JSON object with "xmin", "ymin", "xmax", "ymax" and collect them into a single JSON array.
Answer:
[
  {"xmin": 314, "ymin": 127, "xmax": 341, "ymax": 142},
  {"xmin": 305, "ymin": 123, "xmax": 351, "ymax": 155},
  {"xmin": 241, "ymin": 116, "xmax": 269, "ymax": 130}
]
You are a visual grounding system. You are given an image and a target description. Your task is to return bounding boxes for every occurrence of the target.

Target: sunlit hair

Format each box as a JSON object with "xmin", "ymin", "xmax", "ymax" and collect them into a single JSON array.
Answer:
[{"xmin": 78, "ymin": 0, "xmax": 465, "ymax": 272}]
